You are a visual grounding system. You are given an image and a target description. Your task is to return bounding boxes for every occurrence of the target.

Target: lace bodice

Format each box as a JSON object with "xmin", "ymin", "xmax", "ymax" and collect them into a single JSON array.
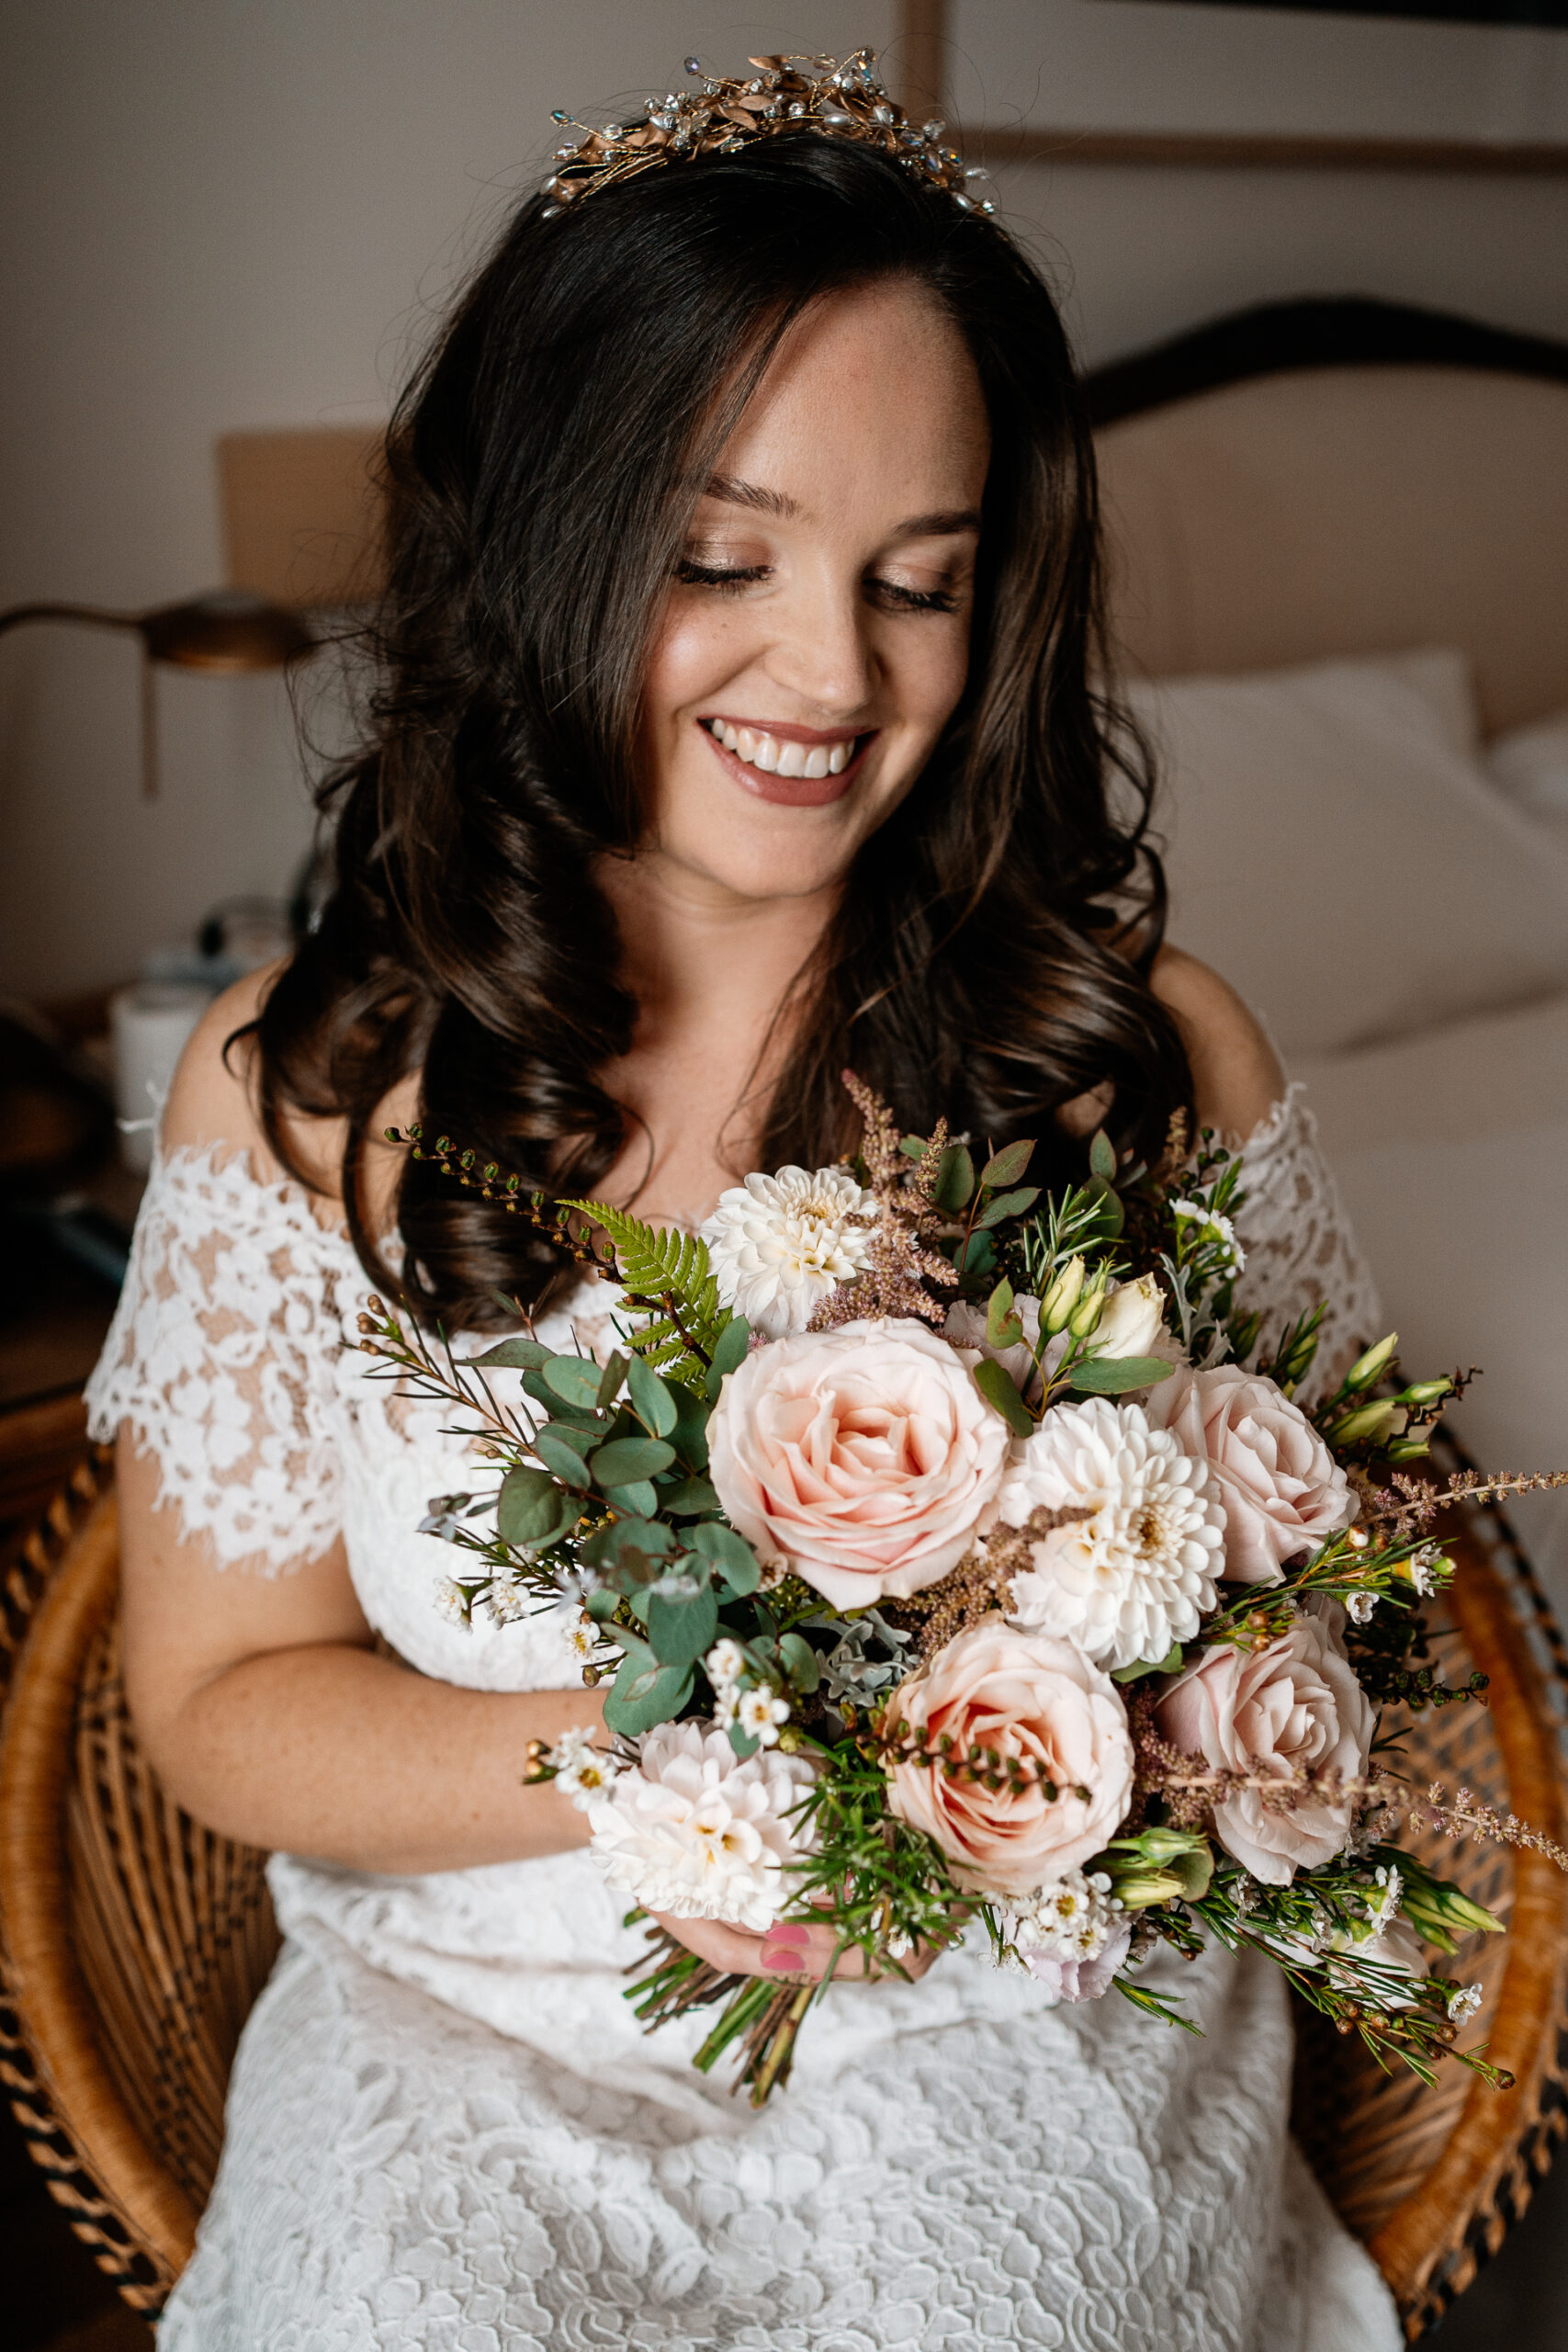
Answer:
[{"xmin": 94, "ymin": 1098, "xmax": 1397, "ymax": 2352}]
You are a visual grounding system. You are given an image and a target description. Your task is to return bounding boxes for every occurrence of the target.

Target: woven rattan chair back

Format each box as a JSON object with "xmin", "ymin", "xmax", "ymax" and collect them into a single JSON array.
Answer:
[
  {"xmin": 0, "ymin": 1462, "xmax": 277, "ymax": 2310},
  {"xmin": 0, "ymin": 1458, "xmax": 1564, "ymax": 2335}
]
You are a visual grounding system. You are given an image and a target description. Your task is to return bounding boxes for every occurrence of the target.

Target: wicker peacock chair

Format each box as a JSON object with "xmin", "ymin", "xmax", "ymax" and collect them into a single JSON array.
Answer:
[{"xmin": 1, "ymin": 1451, "xmax": 1565, "ymax": 2336}]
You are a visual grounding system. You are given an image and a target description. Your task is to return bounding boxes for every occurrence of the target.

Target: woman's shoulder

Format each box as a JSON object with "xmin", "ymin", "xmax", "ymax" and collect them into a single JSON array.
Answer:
[
  {"xmin": 162, "ymin": 963, "xmax": 413, "ymax": 1229},
  {"xmin": 1149, "ymin": 946, "xmax": 1284, "ymax": 1144}
]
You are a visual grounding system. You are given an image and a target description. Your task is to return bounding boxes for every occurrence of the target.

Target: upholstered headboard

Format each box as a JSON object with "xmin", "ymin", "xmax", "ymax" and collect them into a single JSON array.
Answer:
[
  {"xmin": 1084, "ymin": 299, "xmax": 1568, "ymax": 735},
  {"xmin": 219, "ymin": 297, "xmax": 1568, "ymax": 736}
]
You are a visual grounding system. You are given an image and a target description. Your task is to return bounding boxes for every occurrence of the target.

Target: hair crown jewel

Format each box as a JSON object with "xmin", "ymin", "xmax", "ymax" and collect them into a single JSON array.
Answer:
[{"xmin": 540, "ymin": 49, "xmax": 993, "ymax": 219}]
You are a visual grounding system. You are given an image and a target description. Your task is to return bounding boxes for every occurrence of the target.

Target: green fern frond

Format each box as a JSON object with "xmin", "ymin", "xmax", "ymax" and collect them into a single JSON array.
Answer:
[{"xmin": 557, "ymin": 1200, "xmax": 729, "ymax": 1379}]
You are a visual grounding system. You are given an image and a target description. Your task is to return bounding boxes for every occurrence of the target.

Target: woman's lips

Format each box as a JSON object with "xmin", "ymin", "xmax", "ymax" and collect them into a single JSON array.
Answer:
[{"xmin": 699, "ymin": 717, "xmax": 874, "ymax": 807}]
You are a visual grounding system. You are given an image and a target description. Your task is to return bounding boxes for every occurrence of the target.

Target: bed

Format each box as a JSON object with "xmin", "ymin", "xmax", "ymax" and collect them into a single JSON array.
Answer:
[{"xmin": 1086, "ymin": 295, "xmax": 1568, "ymax": 1601}]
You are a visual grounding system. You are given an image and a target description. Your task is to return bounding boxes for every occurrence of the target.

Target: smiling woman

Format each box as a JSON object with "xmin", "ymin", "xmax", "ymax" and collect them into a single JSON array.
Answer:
[
  {"xmin": 241, "ymin": 129, "xmax": 1197, "ymax": 1319},
  {"xmin": 86, "ymin": 67, "xmax": 1397, "ymax": 2352}
]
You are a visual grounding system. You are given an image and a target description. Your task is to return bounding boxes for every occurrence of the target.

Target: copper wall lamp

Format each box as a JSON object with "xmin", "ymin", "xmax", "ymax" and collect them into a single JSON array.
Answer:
[{"xmin": 0, "ymin": 589, "xmax": 317, "ymax": 798}]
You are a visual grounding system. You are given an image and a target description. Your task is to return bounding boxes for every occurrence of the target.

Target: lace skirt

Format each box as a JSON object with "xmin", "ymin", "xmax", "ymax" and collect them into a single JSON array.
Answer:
[{"xmin": 157, "ymin": 1869, "xmax": 1400, "ymax": 2352}]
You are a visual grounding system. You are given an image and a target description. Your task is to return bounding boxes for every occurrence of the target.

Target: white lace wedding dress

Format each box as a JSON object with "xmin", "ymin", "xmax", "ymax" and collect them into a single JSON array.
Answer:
[{"xmin": 87, "ymin": 1087, "xmax": 1401, "ymax": 2352}]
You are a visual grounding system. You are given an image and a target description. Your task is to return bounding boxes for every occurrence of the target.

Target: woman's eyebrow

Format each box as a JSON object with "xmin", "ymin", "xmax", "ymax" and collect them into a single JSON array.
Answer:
[
  {"xmin": 700, "ymin": 478, "xmax": 981, "ymax": 542},
  {"xmin": 704, "ymin": 472, "xmax": 800, "ymax": 518},
  {"xmin": 886, "ymin": 508, "xmax": 983, "ymax": 542}
]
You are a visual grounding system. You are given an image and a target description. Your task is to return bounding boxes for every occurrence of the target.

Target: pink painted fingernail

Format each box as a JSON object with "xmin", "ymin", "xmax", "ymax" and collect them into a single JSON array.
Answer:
[
  {"xmin": 767, "ymin": 1921, "xmax": 809, "ymax": 1946},
  {"xmin": 761, "ymin": 1945, "xmax": 802, "ymax": 1973}
]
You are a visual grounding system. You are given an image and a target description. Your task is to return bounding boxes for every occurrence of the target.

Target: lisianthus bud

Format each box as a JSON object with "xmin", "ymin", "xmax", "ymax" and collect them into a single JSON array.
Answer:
[
  {"xmin": 1330, "ymin": 1398, "xmax": 1408, "ymax": 1447},
  {"xmin": 1067, "ymin": 1278, "xmax": 1108, "ymax": 1340},
  {"xmin": 1343, "ymin": 1333, "xmax": 1399, "ymax": 1392},
  {"xmin": 1399, "ymin": 1377, "xmax": 1453, "ymax": 1408},
  {"xmin": 1041, "ymin": 1255, "xmax": 1086, "ymax": 1334}
]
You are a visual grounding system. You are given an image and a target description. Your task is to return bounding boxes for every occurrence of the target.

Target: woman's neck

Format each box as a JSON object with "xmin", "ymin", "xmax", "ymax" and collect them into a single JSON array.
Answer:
[{"xmin": 593, "ymin": 848, "xmax": 837, "ymax": 1227}]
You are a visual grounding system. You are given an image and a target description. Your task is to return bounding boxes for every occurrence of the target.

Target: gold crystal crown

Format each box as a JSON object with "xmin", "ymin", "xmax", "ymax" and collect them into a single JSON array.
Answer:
[{"xmin": 540, "ymin": 50, "xmax": 993, "ymax": 220}]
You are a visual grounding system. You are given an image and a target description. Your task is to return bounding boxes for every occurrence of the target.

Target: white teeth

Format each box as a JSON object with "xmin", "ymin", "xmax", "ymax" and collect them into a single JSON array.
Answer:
[{"xmin": 707, "ymin": 721, "xmax": 858, "ymax": 778}]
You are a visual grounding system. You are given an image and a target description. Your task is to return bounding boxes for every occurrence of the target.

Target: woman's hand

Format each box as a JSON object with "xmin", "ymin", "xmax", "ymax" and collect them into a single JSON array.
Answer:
[{"xmin": 650, "ymin": 1909, "xmax": 943, "ymax": 1984}]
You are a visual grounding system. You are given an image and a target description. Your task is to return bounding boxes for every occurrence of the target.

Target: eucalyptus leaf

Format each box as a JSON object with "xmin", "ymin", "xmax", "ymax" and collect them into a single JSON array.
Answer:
[
  {"xmin": 974, "ymin": 1184, "xmax": 1040, "ymax": 1230},
  {"xmin": 471, "ymin": 1335, "xmax": 553, "ymax": 1371},
  {"xmin": 1089, "ymin": 1128, "xmax": 1117, "ymax": 1181},
  {"xmin": 980, "ymin": 1137, "xmax": 1035, "ymax": 1190},
  {"xmin": 626, "ymin": 1352, "xmax": 679, "ymax": 1438},
  {"xmin": 898, "ymin": 1134, "xmax": 928, "ymax": 1159},
  {"xmin": 971, "ymin": 1355, "xmax": 1034, "ymax": 1439},
  {"xmin": 583, "ymin": 1586, "xmax": 622, "ymax": 1621},
  {"xmin": 691, "ymin": 1521, "xmax": 761, "ymax": 1594},
  {"xmin": 705, "ymin": 1316, "xmax": 751, "ymax": 1400},
  {"xmin": 522, "ymin": 1368, "xmax": 601, "ymax": 1430},
  {"xmin": 777, "ymin": 1631, "xmax": 820, "ymax": 1694},
  {"xmin": 542, "ymin": 1356, "xmax": 605, "ymax": 1409},
  {"xmin": 985, "ymin": 1278, "xmax": 1024, "ymax": 1351},
  {"xmin": 1068, "ymin": 1355, "xmax": 1174, "ymax": 1395},
  {"xmin": 533, "ymin": 1428, "xmax": 592, "ymax": 1486},
  {"xmin": 603, "ymin": 1658, "xmax": 694, "ymax": 1738},
  {"xmin": 496, "ymin": 1465, "xmax": 564, "ymax": 1547},
  {"xmin": 668, "ymin": 1384, "xmax": 711, "ymax": 1471},
  {"xmin": 661, "ymin": 1475, "xmax": 720, "ymax": 1517},
  {"xmin": 581, "ymin": 1516, "xmax": 672, "ymax": 1572},
  {"xmin": 647, "ymin": 1581, "xmax": 719, "ymax": 1668},
  {"xmin": 728, "ymin": 1722, "xmax": 761, "ymax": 1759},
  {"xmin": 934, "ymin": 1142, "xmax": 976, "ymax": 1214},
  {"xmin": 954, "ymin": 1231, "xmax": 996, "ymax": 1279},
  {"xmin": 590, "ymin": 1435, "xmax": 677, "ymax": 1487},
  {"xmin": 603, "ymin": 1478, "xmax": 660, "ymax": 1521},
  {"xmin": 596, "ymin": 1350, "xmax": 629, "ymax": 1410}
]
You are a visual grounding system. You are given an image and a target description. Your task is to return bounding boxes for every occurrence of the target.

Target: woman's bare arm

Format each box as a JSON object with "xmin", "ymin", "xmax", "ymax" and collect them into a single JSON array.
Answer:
[{"xmin": 117, "ymin": 977, "xmax": 605, "ymax": 1879}]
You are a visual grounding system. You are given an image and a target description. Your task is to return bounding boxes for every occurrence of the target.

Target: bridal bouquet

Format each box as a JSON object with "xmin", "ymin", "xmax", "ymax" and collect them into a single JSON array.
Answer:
[{"xmin": 362, "ymin": 1078, "xmax": 1566, "ymax": 2104}]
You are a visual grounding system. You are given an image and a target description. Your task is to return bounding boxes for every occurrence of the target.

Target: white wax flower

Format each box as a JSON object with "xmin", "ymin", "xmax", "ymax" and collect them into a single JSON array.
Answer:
[
  {"xmin": 1169, "ymin": 1198, "xmax": 1246, "ymax": 1274},
  {"xmin": 998, "ymin": 1397, "xmax": 1224, "ymax": 1672},
  {"xmin": 547, "ymin": 1725, "xmax": 621, "ymax": 1809},
  {"xmin": 701, "ymin": 1165, "xmax": 874, "ymax": 1339},
  {"xmin": 586, "ymin": 1720, "xmax": 816, "ymax": 1931}
]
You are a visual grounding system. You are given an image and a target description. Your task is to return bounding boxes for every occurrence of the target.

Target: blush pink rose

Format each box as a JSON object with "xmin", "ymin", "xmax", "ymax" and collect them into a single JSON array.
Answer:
[
  {"xmin": 1145, "ymin": 1363, "xmax": 1355, "ymax": 1585},
  {"xmin": 706, "ymin": 1318, "xmax": 1010, "ymax": 1610},
  {"xmin": 1155, "ymin": 1611, "xmax": 1375, "ymax": 1883},
  {"xmin": 883, "ymin": 1617, "xmax": 1134, "ymax": 1894}
]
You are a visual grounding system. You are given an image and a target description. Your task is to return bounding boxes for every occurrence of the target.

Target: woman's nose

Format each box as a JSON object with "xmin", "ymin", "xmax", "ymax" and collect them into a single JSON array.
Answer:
[{"xmin": 763, "ymin": 575, "xmax": 877, "ymax": 721}]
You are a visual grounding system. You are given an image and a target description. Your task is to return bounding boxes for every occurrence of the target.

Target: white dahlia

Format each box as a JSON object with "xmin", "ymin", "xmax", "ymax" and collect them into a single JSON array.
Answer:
[
  {"xmin": 586, "ymin": 1720, "xmax": 816, "ymax": 1931},
  {"xmin": 996, "ymin": 1396, "xmax": 1224, "ymax": 1672},
  {"xmin": 701, "ymin": 1165, "xmax": 874, "ymax": 1339}
]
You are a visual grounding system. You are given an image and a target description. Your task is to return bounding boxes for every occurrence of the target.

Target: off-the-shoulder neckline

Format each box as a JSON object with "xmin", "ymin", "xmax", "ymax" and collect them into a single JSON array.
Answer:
[{"xmin": 147, "ymin": 1086, "xmax": 1309, "ymax": 1250}]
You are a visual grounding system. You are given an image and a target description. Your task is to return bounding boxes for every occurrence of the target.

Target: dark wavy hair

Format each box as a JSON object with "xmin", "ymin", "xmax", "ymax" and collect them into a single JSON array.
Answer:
[{"xmin": 247, "ymin": 131, "xmax": 1191, "ymax": 1328}]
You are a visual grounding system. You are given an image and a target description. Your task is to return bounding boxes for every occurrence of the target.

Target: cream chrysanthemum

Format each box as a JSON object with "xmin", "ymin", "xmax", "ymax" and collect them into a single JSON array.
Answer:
[
  {"xmin": 701, "ymin": 1165, "xmax": 874, "ymax": 1339},
  {"xmin": 586, "ymin": 1720, "xmax": 816, "ymax": 1930},
  {"xmin": 996, "ymin": 1397, "xmax": 1224, "ymax": 1672}
]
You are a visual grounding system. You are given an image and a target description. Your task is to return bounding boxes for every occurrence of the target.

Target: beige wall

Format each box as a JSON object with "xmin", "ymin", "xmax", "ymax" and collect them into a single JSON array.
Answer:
[{"xmin": 4, "ymin": 0, "xmax": 1567, "ymax": 998}]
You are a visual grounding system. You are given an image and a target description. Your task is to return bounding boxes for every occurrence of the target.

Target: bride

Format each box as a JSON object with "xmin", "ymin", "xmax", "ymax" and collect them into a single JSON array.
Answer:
[{"xmin": 90, "ymin": 52, "xmax": 1399, "ymax": 2351}]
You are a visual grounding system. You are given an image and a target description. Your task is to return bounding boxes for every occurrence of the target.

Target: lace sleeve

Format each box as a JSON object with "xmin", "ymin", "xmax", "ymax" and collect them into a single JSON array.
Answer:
[
  {"xmin": 85, "ymin": 1144, "xmax": 352, "ymax": 1573},
  {"xmin": 1229, "ymin": 1084, "xmax": 1384, "ymax": 1402}
]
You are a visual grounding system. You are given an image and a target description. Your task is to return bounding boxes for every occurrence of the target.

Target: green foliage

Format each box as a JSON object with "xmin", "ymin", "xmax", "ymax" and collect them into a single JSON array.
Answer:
[
  {"xmin": 557, "ymin": 1199, "xmax": 729, "ymax": 1385},
  {"xmin": 646, "ymin": 1581, "xmax": 719, "ymax": 1669},
  {"xmin": 1068, "ymin": 1354, "xmax": 1176, "ymax": 1396},
  {"xmin": 971, "ymin": 1355, "xmax": 1033, "ymax": 1437},
  {"xmin": 496, "ymin": 1466, "xmax": 572, "ymax": 1549}
]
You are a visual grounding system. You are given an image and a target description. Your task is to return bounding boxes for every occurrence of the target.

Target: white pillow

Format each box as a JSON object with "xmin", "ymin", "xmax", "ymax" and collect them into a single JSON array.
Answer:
[
  {"xmin": 1125, "ymin": 650, "xmax": 1568, "ymax": 1059},
  {"xmin": 1486, "ymin": 708, "xmax": 1568, "ymax": 842}
]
